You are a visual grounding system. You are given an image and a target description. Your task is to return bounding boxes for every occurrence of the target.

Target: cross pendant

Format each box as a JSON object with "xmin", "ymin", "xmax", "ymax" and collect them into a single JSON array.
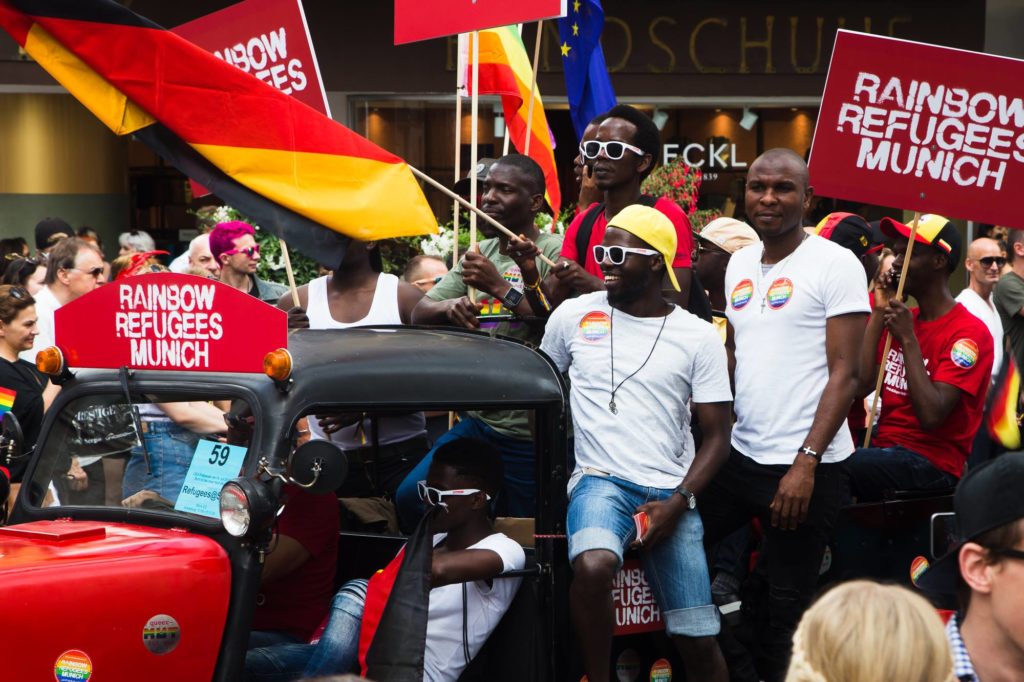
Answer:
[
  {"xmin": 609, "ymin": 400, "xmax": 618, "ymax": 415},
  {"xmin": 761, "ymin": 298, "xmax": 766, "ymax": 313}
]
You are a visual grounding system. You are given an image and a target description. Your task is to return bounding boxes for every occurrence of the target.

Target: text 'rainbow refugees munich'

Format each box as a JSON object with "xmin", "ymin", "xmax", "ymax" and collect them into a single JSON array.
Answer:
[
  {"xmin": 115, "ymin": 283, "xmax": 224, "ymax": 369},
  {"xmin": 836, "ymin": 74, "xmax": 1024, "ymax": 191}
]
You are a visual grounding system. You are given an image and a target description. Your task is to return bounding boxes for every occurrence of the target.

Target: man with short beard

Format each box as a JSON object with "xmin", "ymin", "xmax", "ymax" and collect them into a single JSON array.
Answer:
[
  {"xmin": 541, "ymin": 205, "xmax": 731, "ymax": 682},
  {"xmin": 700, "ymin": 148, "xmax": 869, "ymax": 682}
]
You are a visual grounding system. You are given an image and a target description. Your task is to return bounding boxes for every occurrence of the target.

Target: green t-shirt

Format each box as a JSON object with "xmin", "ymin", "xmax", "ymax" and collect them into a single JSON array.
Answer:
[
  {"xmin": 427, "ymin": 232, "xmax": 563, "ymax": 439},
  {"xmin": 994, "ymin": 271, "xmax": 1024, "ymax": 370}
]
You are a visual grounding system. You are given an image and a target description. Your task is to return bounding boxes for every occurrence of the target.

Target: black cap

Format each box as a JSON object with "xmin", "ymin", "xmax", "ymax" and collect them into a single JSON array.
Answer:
[
  {"xmin": 452, "ymin": 158, "xmax": 497, "ymax": 196},
  {"xmin": 917, "ymin": 453, "xmax": 1024, "ymax": 596},
  {"xmin": 34, "ymin": 217, "xmax": 72, "ymax": 250},
  {"xmin": 815, "ymin": 212, "xmax": 874, "ymax": 258}
]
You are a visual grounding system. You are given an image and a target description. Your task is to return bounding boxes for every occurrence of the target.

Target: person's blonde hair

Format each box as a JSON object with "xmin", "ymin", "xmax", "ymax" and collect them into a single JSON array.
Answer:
[{"xmin": 785, "ymin": 581, "xmax": 954, "ymax": 682}]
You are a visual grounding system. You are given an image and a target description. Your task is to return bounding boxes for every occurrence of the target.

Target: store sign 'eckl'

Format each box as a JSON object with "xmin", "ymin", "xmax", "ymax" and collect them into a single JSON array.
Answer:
[
  {"xmin": 394, "ymin": 0, "xmax": 567, "ymax": 45},
  {"xmin": 809, "ymin": 30, "xmax": 1024, "ymax": 226},
  {"xmin": 54, "ymin": 274, "xmax": 287, "ymax": 373}
]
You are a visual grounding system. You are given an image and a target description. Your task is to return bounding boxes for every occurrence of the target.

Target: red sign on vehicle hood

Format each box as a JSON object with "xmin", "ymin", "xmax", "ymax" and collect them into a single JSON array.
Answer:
[
  {"xmin": 809, "ymin": 30, "xmax": 1024, "ymax": 226},
  {"xmin": 54, "ymin": 274, "xmax": 287, "ymax": 373},
  {"xmin": 394, "ymin": 0, "xmax": 566, "ymax": 45}
]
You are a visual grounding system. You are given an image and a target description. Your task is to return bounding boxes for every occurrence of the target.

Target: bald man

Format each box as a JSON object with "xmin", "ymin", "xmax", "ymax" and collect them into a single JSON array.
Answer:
[{"xmin": 956, "ymin": 237, "xmax": 1004, "ymax": 381}]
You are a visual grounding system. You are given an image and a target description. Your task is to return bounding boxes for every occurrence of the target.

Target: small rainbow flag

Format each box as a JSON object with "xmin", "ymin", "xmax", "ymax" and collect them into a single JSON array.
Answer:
[
  {"xmin": 910, "ymin": 555, "xmax": 930, "ymax": 587},
  {"xmin": 0, "ymin": 386, "xmax": 15, "ymax": 416}
]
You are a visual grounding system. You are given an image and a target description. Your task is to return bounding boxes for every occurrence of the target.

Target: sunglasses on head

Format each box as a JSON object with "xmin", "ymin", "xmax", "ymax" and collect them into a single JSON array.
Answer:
[
  {"xmin": 979, "ymin": 256, "xmax": 1006, "ymax": 268},
  {"xmin": 593, "ymin": 244, "xmax": 660, "ymax": 266},
  {"xmin": 579, "ymin": 139, "xmax": 645, "ymax": 161},
  {"xmin": 416, "ymin": 480, "xmax": 490, "ymax": 509},
  {"xmin": 6, "ymin": 286, "xmax": 28, "ymax": 300},
  {"xmin": 224, "ymin": 245, "xmax": 260, "ymax": 258}
]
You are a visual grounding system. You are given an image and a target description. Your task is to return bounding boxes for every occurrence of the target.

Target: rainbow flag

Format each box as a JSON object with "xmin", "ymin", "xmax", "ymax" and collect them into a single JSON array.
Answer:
[
  {"xmin": 0, "ymin": 0, "xmax": 437, "ymax": 268},
  {"xmin": 460, "ymin": 27, "xmax": 562, "ymax": 212},
  {"xmin": 986, "ymin": 355, "xmax": 1021, "ymax": 449},
  {"xmin": 0, "ymin": 387, "xmax": 14, "ymax": 416}
]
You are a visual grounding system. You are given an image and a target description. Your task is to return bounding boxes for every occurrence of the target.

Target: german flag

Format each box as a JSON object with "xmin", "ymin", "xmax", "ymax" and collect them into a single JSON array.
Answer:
[
  {"xmin": 986, "ymin": 355, "xmax": 1021, "ymax": 450},
  {"xmin": 0, "ymin": 0, "xmax": 437, "ymax": 268},
  {"xmin": 461, "ymin": 27, "xmax": 562, "ymax": 212}
]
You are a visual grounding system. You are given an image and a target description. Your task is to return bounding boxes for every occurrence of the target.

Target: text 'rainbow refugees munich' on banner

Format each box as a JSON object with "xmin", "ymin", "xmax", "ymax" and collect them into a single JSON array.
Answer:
[
  {"xmin": 809, "ymin": 30, "xmax": 1024, "ymax": 226},
  {"xmin": 0, "ymin": 0, "xmax": 438, "ymax": 270}
]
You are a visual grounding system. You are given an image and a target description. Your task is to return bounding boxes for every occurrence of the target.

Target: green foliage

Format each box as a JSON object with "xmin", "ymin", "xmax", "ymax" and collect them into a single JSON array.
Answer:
[{"xmin": 641, "ymin": 159, "xmax": 722, "ymax": 232}]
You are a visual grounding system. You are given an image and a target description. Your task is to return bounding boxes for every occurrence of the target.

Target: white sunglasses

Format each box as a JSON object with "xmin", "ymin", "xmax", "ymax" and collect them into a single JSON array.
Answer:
[
  {"xmin": 579, "ymin": 139, "xmax": 645, "ymax": 160},
  {"xmin": 417, "ymin": 480, "xmax": 491, "ymax": 509},
  {"xmin": 593, "ymin": 244, "xmax": 660, "ymax": 265}
]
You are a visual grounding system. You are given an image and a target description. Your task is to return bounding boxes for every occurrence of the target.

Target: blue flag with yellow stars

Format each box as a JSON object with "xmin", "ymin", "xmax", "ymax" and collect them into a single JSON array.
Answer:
[{"xmin": 557, "ymin": 0, "xmax": 618, "ymax": 140}]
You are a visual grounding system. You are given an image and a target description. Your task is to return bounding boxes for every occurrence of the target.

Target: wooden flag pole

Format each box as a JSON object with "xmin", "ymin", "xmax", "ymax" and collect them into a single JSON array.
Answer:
[
  {"xmin": 410, "ymin": 165, "xmax": 558, "ymax": 268},
  {"xmin": 279, "ymin": 239, "xmax": 300, "ymax": 307},
  {"xmin": 469, "ymin": 30, "xmax": 480, "ymax": 303},
  {"xmin": 863, "ymin": 211, "xmax": 922, "ymax": 447},
  {"xmin": 524, "ymin": 20, "xmax": 543, "ymax": 156},
  {"xmin": 453, "ymin": 79, "xmax": 463, "ymax": 266}
]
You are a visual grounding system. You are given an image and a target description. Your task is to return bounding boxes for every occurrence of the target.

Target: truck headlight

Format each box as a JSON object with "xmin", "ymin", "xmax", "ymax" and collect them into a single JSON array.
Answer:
[{"xmin": 219, "ymin": 481, "xmax": 251, "ymax": 537}]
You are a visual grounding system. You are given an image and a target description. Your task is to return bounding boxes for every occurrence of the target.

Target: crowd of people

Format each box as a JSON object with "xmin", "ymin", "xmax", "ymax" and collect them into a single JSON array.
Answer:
[{"xmin": 2, "ymin": 101, "xmax": 1023, "ymax": 682}]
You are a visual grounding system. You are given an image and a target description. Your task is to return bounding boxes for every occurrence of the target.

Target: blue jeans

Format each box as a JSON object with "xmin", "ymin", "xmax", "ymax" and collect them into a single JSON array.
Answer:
[
  {"xmin": 122, "ymin": 421, "xmax": 200, "ymax": 503},
  {"xmin": 845, "ymin": 445, "xmax": 959, "ymax": 502},
  {"xmin": 395, "ymin": 416, "xmax": 534, "ymax": 529},
  {"xmin": 244, "ymin": 579, "xmax": 367, "ymax": 682},
  {"xmin": 567, "ymin": 473, "xmax": 720, "ymax": 637}
]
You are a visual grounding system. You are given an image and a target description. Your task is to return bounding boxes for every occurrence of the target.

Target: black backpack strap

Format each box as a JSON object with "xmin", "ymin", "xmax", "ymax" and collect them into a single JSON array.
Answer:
[
  {"xmin": 574, "ymin": 203, "xmax": 604, "ymax": 267},
  {"xmin": 638, "ymin": 194, "xmax": 658, "ymax": 208}
]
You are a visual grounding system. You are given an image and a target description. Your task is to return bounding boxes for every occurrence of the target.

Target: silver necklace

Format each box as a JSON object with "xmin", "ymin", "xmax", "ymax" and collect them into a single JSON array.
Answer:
[
  {"xmin": 756, "ymin": 232, "xmax": 808, "ymax": 313},
  {"xmin": 608, "ymin": 307, "xmax": 669, "ymax": 414}
]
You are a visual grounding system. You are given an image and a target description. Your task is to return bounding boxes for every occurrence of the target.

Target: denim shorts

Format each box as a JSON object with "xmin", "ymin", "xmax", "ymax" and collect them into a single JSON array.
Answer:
[
  {"xmin": 122, "ymin": 421, "xmax": 200, "ymax": 504},
  {"xmin": 567, "ymin": 473, "xmax": 720, "ymax": 637}
]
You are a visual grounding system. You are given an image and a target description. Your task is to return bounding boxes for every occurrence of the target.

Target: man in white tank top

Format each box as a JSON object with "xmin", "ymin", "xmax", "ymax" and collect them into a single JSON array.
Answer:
[{"xmin": 277, "ymin": 241, "xmax": 429, "ymax": 501}]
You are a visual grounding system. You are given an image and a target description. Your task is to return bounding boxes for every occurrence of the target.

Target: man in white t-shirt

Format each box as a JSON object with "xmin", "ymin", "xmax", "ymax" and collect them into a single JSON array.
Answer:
[
  {"xmin": 956, "ymin": 237, "xmax": 1004, "ymax": 381},
  {"xmin": 244, "ymin": 438, "xmax": 525, "ymax": 681},
  {"xmin": 541, "ymin": 205, "xmax": 732, "ymax": 682},
  {"xmin": 702, "ymin": 149, "xmax": 870, "ymax": 682}
]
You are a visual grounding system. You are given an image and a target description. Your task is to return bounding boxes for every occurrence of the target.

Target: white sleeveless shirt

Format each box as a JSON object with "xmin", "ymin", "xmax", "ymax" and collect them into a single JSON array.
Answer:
[{"xmin": 305, "ymin": 274, "xmax": 427, "ymax": 448}]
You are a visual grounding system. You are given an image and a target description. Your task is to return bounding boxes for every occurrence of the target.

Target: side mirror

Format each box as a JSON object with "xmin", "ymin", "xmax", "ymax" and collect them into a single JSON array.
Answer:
[
  {"xmin": 1, "ymin": 411, "xmax": 23, "ymax": 469},
  {"xmin": 287, "ymin": 439, "xmax": 347, "ymax": 495}
]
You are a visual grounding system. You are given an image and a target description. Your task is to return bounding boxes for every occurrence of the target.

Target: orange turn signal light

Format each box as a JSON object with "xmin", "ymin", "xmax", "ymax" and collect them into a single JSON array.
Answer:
[
  {"xmin": 35, "ymin": 346, "xmax": 65, "ymax": 376},
  {"xmin": 263, "ymin": 348, "xmax": 293, "ymax": 382}
]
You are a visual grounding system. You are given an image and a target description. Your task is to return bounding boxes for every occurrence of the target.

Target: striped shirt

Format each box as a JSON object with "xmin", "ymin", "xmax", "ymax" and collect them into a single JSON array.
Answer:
[{"xmin": 946, "ymin": 614, "xmax": 979, "ymax": 682}]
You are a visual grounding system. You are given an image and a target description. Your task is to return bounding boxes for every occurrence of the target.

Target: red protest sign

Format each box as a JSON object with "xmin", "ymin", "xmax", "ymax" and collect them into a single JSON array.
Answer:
[
  {"xmin": 394, "ymin": 0, "xmax": 566, "ymax": 45},
  {"xmin": 175, "ymin": 0, "xmax": 330, "ymax": 197},
  {"xmin": 612, "ymin": 559, "xmax": 663, "ymax": 636},
  {"xmin": 809, "ymin": 31, "xmax": 1024, "ymax": 226},
  {"xmin": 54, "ymin": 274, "xmax": 287, "ymax": 373}
]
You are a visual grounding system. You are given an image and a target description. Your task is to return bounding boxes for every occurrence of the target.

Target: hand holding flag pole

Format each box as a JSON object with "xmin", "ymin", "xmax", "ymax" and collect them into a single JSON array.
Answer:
[
  {"xmin": 863, "ymin": 211, "xmax": 921, "ymax": 447},
  {"xmin": 468, "ymin": 30, "xmax": 480, "ymax": 304},
  {"xmin": 409, "ymin": 166, "xmax": 557, "ymax": 268}
]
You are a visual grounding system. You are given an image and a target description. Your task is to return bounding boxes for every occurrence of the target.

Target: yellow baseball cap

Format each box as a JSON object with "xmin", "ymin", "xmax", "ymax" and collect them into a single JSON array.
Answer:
[{"xmin": 606, "ymin": 204, "xmax": 680, "ymax": 291}]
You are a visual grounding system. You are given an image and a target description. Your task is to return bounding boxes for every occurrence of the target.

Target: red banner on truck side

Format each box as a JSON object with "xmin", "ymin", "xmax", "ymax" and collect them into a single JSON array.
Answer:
[
  {"xmin": 809, "ymin": 30, "xmax": 1024, "ymax": 226},
  {"xmin": 612, "ymin": 559, "xmax": 664, "ymax": 636},
  {"xmin": 54, "ymin": 274, "xmax": 287, "ymax": 373},
  {"xmin": 394, "ymin": 0, "xmax": 566, "ymax": 45}
]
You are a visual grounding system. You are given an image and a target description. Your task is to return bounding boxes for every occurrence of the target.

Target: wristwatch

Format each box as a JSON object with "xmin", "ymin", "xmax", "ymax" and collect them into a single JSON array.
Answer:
[
  {"xmin": 674, "ymin": 486, "xmax": 697, "ymax": 510},
  {"xmin": 500, "ymin": 285, "xmax": 525, "ymax": 309}
]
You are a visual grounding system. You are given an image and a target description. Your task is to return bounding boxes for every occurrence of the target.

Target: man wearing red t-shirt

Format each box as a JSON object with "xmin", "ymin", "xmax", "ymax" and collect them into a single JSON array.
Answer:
[
  {"xmin": 847, "ymin": 214, "xmax": 993, "ymax": 501},
  {"xmin": 546, "ymin": 104, "xmax": 694, "ymax": 308},
  {"xmin": 249, "ymin": 484, "xmax": 340, "ymax": 647}
]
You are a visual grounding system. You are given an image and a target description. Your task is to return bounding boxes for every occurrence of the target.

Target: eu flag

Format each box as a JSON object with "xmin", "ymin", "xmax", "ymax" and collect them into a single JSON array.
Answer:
[{"xmin": 557, "ymin": 0, "xmax": 618, "ymax": 140}]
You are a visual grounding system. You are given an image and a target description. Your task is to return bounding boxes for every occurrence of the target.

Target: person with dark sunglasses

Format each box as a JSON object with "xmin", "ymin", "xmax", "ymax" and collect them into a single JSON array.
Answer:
[
  {"xmin": 209, "ymin": 220, "xmax": 288, "ymax": 303},
  {"xmin": 956, "ymin": 237, "xmax": 1005, "ymax": 385},
  {"xmin": 915, "ymin": 453, "xmax": 1024, "ymax": 682}
]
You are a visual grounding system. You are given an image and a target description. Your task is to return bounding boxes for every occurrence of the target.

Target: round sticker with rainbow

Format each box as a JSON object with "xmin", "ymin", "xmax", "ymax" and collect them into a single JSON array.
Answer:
[
  {"xmin": 579, "ymin": 311, "xmax": 611, "ymax": 342},
  {"xmin": 950, "ymin": 338, "xmax": 979, "ymax": 368},
  {"xmin": 766, "ymin": 277, "xmax": 794, "ymax": 310},
  {"xmin": 730, "ymin": 279, "xmax": 754, "ymax": 310},
  {"xmin": 54, "ymin": 650, "xmax": 92, "ymax": 682}
]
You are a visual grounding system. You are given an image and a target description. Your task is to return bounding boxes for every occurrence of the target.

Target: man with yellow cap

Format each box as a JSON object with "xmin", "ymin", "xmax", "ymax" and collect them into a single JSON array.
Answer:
[{"xmin": 540, "ymin": 204, "xmax": 732, "ymax": 682}]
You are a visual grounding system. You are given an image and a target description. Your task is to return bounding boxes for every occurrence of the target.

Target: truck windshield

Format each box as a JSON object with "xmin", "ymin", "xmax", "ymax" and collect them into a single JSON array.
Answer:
[{"xmin": 26, "ymin": 392, "xmax": 252, "ymax": 521}]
